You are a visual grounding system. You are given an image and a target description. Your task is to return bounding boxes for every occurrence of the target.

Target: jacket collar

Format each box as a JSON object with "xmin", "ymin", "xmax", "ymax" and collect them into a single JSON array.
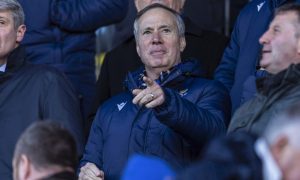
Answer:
[
  {"xmin": 124, "ymin": 59, "xmax": 203, "ymax": 91},
  {"xmin": 256, "ymin": 63, "xmax": 300, "ymax": 95},
  {"xmin": 6, "ymin": 46, "xmax": 26, "ymax": 70},
  {"xmin": 0, "ymin": 45, "xmax": 27, "ymax": 84}
]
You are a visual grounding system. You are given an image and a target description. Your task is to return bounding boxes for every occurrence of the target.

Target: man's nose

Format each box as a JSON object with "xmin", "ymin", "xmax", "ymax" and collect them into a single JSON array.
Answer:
[
  {"xmin": 152, "ymin": 32, "xmax": 163, "ymax": 44},
  {"xmin": 259, "ymin": 31, "xmax": 270, "ymax": 45}
]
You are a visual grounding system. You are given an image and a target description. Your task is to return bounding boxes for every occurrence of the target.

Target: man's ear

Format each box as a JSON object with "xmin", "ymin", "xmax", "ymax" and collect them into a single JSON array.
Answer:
[
  {"xmin": 16, "ymin": 25, "xmax": 26, "ymax": 43},
  {"xmin": 271, "ymin": 135, "xmax": 288, "ymax": 164},
  {"xmin": 18, "ymin": 154, "xmax": 31, "ymax": 180},
  {"xmin": 179, "ymin": 37, "xmax": 186, "ymax": 52}
]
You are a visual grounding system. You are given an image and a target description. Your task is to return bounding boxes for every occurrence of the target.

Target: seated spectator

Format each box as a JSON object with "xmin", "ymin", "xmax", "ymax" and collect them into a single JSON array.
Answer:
[
  {"xmin": 13, "ymin": 121, "xmax": 78, "ymax": 180},
  {"xmin": 79, "ymin": 4, "xmax": 230, "ymax": 179},
  {"xmin": 214, "ymin": 0, "xmax": 300, "ymax": 113},
  {"xmin": 91, "ymin": 0, "xmax": 229, "ymax": 120},
  {"xmin": 228, "ymin": 3, "xmax": 300, "ymax": 135},
  {"xmin": 178, "ymin": 101, "xmax": 300, "ymax": 180},
  {"xmin": 0, "ymin": 0, "xmax": 84, "ymax": 178}
]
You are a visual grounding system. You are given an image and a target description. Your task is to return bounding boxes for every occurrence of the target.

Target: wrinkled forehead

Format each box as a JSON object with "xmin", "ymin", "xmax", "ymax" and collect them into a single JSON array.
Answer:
[
  {"xmin": 271, "ymin": 11, "xmax": 299, "ymax": 27},
  {"xmin": 0, "ymin": 10, "xmax": 13, "ymax": 20}
]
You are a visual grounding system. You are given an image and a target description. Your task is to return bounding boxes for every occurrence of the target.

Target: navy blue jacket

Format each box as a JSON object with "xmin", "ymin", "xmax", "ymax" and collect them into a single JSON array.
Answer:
[
  {"xmin": 80, "ymin": 60, "xmax": 231, "ymax": 178},
  {"xmin": 18, "ymin": 0, "xmax": 128, "ymax": 119},
  {"xmin": 214, "ymin": 0, "xmax": 299, "ymax": 112},
  {"xmin": 0, "ymin": 46, "xmax": 84, "ymax": 179}
]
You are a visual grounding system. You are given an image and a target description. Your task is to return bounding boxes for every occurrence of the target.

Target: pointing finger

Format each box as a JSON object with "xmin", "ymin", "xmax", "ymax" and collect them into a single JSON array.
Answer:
[{"xmin": 143, "ymin": 76, "xmax": 154, "ymax": 87}]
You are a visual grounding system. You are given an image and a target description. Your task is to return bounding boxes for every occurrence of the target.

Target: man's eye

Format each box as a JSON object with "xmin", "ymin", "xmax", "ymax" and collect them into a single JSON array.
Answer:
[
  {"xmin": 142, "ymin": 30, "xmax": 151, "ymax": 35},
  {"xmin": 273, "ymin": 27, "xmax": 280, "ymax": 33},
  {"xmin": 0, "ymin": 21, "xmax": 5, "ymax": 25},
  {"xmin": 162, "ymin": 29, "xmax": 171, "ymax": 33}
]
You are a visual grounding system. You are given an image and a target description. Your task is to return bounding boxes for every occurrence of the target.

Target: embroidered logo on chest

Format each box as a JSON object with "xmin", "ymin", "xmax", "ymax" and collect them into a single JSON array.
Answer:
[
  {"xmin": 117, "ymin": 101, "xmax": 127, "ymax": 111},
  {"xmin": 179, "ymin": 89, "xmax": 188, "ymax": 97}
]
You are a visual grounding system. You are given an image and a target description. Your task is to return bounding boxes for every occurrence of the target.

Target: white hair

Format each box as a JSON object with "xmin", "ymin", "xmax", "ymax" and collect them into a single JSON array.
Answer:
[
  {"xmin": 263, "ymin": 104, "xmax": 300, "ymax": 149},
  {"xmin": 133, "ymin": 4, "xmax": 185, "ymax": 40}
]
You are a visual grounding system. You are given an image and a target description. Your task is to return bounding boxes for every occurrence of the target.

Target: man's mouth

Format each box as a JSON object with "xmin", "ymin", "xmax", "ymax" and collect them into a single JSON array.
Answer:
[
  {"xmin": 150, "ymin": 50, "xmax": 166, "ymax": 56},
  {"xmin": 262, "ymin": 49, "xmax": 271, "ymax": 54}
]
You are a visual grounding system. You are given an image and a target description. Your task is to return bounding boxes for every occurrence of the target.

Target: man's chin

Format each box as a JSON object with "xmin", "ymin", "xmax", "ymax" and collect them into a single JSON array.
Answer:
[{"xmin": 259, "ymin": 60, "xmax": 269, "ymax": 70}]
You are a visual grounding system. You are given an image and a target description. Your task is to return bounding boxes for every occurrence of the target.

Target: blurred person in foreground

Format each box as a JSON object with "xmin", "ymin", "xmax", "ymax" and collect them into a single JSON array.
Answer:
[
  {"xmin": 13, "ymin": 121, "xmax": 78, "ymax": 180},
  {"xmin": 178, "ymin": 101, "xmax": 300, "ymax": 180}
]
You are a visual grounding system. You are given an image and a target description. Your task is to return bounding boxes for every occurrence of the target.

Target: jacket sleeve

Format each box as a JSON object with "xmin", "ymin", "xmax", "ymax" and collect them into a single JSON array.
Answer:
[
  {"xmin": 50, "ymin": 0, "xmax": 129, "ymax": 32},
  {"xmin": 42, "ymin": 70, "xmax": 85, "ymax": 155},
  {"xmin": 154, "ymin": 81, "xmax": 231, "ymax": 147},
  {"xmin": 213, "ymin": 12, "xmax": 242, "ymax": 91},
  {"xmin": 79, "ymin": 110, "xmax": 104, "ymax": 170}
]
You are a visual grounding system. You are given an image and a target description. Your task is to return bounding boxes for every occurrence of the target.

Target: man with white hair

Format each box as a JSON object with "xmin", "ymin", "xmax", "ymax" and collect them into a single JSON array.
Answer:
[
  {"xmin": 79, "ymin": 3, "xmax": 230, "ymax": 179},
  {"xmin": 90, "ymin": 0, "xmax": 229, "ymax": 121}
]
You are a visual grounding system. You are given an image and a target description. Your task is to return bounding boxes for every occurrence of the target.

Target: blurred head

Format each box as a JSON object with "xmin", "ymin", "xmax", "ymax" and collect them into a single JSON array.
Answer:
[
  {"xmin": 133, "ymin": 3, "xmax": 186, "ymax": 79},
  {"xmin": 0, "ymin": 0, "xmax": 26, "ymax": 64},
  {"xmin": 13, "ymin": 121, "xmax": 77, "ymax": 180},
  {"xmin": 259, "ymin": 3, "xmax": 300, "ymax": 74},
  {"xmin": 263, "ymin": 102, "xmax": 300, "ymax": 180},
  {"xmin": 134, "ymin": 0, "xmax": 186, "ymax": 12}
]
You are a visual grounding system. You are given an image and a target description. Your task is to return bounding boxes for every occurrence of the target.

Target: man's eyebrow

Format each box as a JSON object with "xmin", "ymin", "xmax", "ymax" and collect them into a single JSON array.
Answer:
[
  {"xmin": 140, "ymin": 24, "xmax": 173, "ymax": 32},
  {"xmin": 0, "ymin": 16, "xmax": 9, "ymax": 20},
  {"xmin": 272, "ymin": 24, "xmax": 281, "ymax": 29},
  {"xmin": 141, "ymin": 27, "xmax": 153, "ymax": 31},
  {"xmin": 158, "ymin": 25, "xmax": 172, "ymax": 29}
]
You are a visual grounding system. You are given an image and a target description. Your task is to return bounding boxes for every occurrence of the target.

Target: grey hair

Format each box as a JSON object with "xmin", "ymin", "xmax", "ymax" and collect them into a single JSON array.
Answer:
[
  {"xmin": 133, "ymin": 3, "xmax": 185, "ymax": 40},
  {"xmin": 263, "ymin": 102, "xmax": 300, "ymax": 149},
  {"xmin": 0, "ymin": 0, "xmax": 25, "ymax": 29}
]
